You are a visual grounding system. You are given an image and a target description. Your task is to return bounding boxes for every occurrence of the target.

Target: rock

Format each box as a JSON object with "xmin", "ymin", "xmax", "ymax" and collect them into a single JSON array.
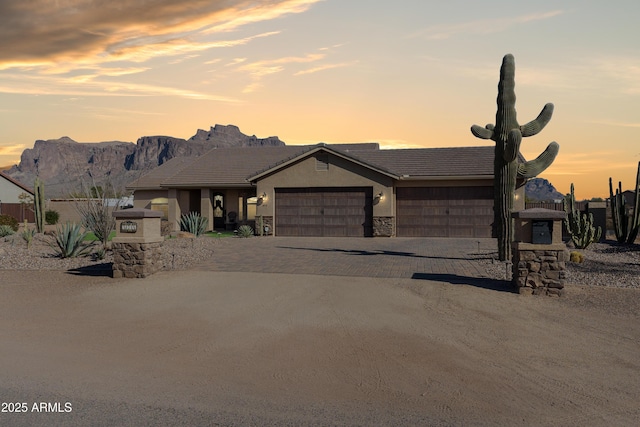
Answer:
[
  {"xmin": 175, "ymin": 231, "xmax": 196, "ymax": 239},
  {"xmin": 2, "ymin": 124, "xmax": 286, "ymax": 198},
  {"xmin": 525, "ymin": 178, "xmax": 564, "ymax": 202}
]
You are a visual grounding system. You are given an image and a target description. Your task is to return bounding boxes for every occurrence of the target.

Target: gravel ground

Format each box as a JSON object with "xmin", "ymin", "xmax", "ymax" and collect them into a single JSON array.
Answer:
[
  {"xmin": 1, "ymin": 233, "xmax": 638, "ymax": 289},
  {"xmin": 0, "ymin": 233, "xmax": 217, "ymax": 272}
]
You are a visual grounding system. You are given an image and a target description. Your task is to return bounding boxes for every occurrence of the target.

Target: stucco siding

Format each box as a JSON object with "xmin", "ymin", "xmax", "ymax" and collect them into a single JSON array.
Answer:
[{"xmin": 256, "ymin": 153, "xmax": 394, "ymax": 219}]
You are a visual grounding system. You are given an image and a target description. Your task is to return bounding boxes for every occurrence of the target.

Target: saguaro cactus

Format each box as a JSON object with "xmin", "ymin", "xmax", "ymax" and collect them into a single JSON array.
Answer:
[
  {"xmin": 564, "ymin": 183, "xmax": 601, "ymax": 249},
  {"xmin": 609, "ymin": 161, "xmax": 640, "ymax": 244},
  {"xmin": 34, "ymin": 177, "xmax": 45, "ymax": 233},
  {"xmin": 471, "ymin": 54, "xmax": 559, "ymax": 261}
]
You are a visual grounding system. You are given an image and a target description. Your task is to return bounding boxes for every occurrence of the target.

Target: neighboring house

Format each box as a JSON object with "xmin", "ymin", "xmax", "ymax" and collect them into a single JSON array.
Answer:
[
  {"xmin": 127, "ymin": 143, "xmax": 526, "ymax": 238},
  {"xmin": 0, "ymin": 171, "xmax": 35, "ymax": 221}
]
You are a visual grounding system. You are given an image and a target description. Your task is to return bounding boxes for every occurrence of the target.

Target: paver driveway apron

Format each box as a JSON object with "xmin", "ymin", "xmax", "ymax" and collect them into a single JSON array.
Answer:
[{"xmin": 190, "ymin": 237, "xmax": 499, "ymax": 280}]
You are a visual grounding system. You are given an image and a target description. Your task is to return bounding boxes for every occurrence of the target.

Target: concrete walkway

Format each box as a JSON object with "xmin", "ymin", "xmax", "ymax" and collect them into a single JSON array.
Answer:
[{"xmin": 192, "ymin": 237, "xmax": 503, "ymax": 284}]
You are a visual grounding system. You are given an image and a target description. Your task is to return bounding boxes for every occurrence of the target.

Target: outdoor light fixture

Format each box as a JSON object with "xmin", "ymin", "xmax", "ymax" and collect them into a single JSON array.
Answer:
[{"xmin": 376, "ymin": 192, "xmax": 384, "ymax": 200}]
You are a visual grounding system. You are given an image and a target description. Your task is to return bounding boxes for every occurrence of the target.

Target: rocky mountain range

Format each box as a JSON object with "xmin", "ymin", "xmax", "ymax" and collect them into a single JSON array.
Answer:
[
  {"xmin": 2, "ymin": 125, "xmax": 284, "ymax": 197},
  {"xmin": 524, "ymin": 178, "xmax": 565, "ymax": 202}
]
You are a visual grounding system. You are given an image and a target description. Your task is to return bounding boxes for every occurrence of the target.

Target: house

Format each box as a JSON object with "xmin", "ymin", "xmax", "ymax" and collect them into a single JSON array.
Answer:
[
  {"xmin": 127, "ymin": 143, "xmax": 526, "ymax": 237},
  {"xmin": 0, "ymin": 171, "xmax": 35, "ymax": 222}
]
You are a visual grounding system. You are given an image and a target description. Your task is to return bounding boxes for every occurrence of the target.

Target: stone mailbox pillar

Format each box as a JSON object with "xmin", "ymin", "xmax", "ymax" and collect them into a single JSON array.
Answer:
[
  {"xmin": 512, "ymin": 208, "xmax": 568, "ymax": 296},
  {"xmin": 111, "ymin": 208, "xmax": 163, "ymax": 278}
]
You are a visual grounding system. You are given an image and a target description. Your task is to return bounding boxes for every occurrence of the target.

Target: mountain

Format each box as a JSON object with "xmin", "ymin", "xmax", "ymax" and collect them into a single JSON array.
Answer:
[
  {"xmin": 525, "ymin": 178, "xmax": 564, "ymax": 202},
  {"xmin": 2, "ymin": 125, "xmax": 285, "ymax": 197}
]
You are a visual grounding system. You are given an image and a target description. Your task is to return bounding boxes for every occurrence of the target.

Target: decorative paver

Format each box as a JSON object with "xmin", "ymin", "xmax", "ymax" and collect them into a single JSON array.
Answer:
[{"xmin": 191, "ymin": 237, "xmax": 501, "ymax": 282}]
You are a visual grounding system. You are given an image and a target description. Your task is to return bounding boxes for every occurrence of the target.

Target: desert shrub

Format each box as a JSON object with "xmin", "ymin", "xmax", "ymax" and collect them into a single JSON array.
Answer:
[
  {"xmin": 179, "ymin": 212, "xmax": 208, "ymax": 237},
  {"xmin": 237, "ymin": 225, "xmax": 254, "ymax": 238},
  {"xmin": 569, "ymin": 251, "xmax": 584, "ymax": 263},
  {"xmin": 21, "ymin": 226, "xmax": 36, "ymax": 249},
  {"xmin": 0, "ymin": 225, "xmax": 15, "ymax": 237},
  {"xmin": 45, "ymin": 209, "xmax": 60, "ymax": 225},
  {"xmin": 49, "ymin": 222, "xmax": 94, "ymax": 258},
  {"xmin": 93, "ymin": 246, "xmax": 107, "ymax": 261},
  {"xmin": 0, "ymin": 214, "xmax": 19, "ymax": 232}
]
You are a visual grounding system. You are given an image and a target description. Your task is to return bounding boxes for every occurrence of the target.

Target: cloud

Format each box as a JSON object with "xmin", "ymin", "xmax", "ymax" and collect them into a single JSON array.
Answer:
[
  {"xmin": 532, "ymin": 150, "xmax": 636, "ymax": 176},
  {"xmin": 413, "ymin": 10, "xmax": 563, "ymax": 40},
  {"xmin": 589, "ymin": 120, "xmax": 640, "ymax": 128},
  {"xmin": 0, "ymin": 144, "xmax": 27, "ymax": 156},
  {"xmin": 0, "ymin": 1, "xmax": 319, "ymax": 70},
  {"xmin": 203, "ymin": 0, "xmax": 323, "ymax": 33},
  {"xmin": 0, "ymin": 72, "xmax": 241, "ymax": 102},
  {"xmin": 294, "ymin": 61, "xmax": 357, "ymax": 76},
  {"xmin": 237, "ymin": 53, "xmax": 325, "ymax": 91}
]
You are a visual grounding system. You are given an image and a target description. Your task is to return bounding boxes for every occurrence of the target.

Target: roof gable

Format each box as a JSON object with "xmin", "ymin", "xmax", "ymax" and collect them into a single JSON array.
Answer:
[
  {"xmin": 247, "ymin": 144, "xmax": 399, "ymax": 182},
  {"xmin": 0, "ymin": 171, "xmax": 34, "ymax": 195}
]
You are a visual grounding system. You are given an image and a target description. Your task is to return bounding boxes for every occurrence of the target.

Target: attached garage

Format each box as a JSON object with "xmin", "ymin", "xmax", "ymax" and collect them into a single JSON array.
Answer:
[
  {"xmin": 396, "ymin": 186, "xmax": 494, "ymax": 238},
  {"xmin": 275, "ymin": 187, "xmax": 373, "ymax": 237}
]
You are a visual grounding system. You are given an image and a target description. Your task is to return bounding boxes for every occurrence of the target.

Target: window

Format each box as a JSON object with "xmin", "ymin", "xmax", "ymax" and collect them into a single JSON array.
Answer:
[
  {"xmin": 246, "ymin": 196, "xmax": 258, "ymax": 220},
  {"xmin": 150, "ymin": 197, "xmax": 168, "ymax": 219}
]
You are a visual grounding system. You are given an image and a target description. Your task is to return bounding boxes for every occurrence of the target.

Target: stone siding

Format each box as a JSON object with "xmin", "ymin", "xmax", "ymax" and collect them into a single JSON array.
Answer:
[
  {"xmin": 512, "ymin": 243, "xmax": 567, "ymax": 296},
  {"xmin": 112, "ymin": 241, "xmax": 163, "ymax": 278},
  {"xmin": 373, "ymin": 216, "xmax": 394, "ymax": 237}
]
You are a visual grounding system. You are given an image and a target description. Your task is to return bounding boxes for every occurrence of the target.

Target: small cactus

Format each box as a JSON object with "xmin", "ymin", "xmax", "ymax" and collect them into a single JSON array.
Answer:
[
  {"xmin": 569, "ymin": 251, "xmax": 584, "ymax": 263},
  {"xmin": 564, "ymin": 183, "xmax": 601, "ymax": 249}
]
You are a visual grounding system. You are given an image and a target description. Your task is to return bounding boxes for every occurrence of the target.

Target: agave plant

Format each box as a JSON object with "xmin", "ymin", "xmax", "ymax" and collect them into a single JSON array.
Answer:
[
  {"xmin": 179, "ymin": 212, "xmax": 208, "ymax": 237},
  {"xmin": 0, "ymin": 225, "xmax": 15, "ymax": 237},
  {"xmin": 49, "ymin": 222, "xmax": 94, "ymax": 258},
  {"xmin": 237, "ymin": 225, "xmax": 254, "ymax": 238}
]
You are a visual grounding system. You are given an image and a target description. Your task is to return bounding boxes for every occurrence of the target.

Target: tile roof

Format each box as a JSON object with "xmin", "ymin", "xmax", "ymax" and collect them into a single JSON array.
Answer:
[
  {"xmin": 126, "ymin": 144, "xmax": 498, "ymax": 190},
  {"xmin": 351, "ymin": 146, "xmax": 496, "ymax": 177},
  {"xmin": 126, "ymin": 156, "xmax": 198, "ymax": 190}
]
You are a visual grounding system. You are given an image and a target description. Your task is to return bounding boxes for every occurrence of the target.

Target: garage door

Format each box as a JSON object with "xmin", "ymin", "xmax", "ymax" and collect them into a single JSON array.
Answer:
[
  {"xmin": 396, "ymin": 187, "xmax": 493, "ymax": 237},
  {"xmin": 275, "ymin": 188, "xmax": 373, "ymax": 237}
]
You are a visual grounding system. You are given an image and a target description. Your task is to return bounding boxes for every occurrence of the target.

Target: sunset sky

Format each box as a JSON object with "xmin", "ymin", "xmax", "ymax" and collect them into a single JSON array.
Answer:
[{"xmin": 1, "ymin": 0, "xmax": 639, "ymax": 199}]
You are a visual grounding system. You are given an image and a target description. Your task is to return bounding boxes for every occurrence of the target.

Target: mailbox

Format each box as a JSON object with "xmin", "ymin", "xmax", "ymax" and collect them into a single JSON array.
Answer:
[
  {"xmin": 512, "ymin": 208, "xmax": 565, "ymax": 245},
  {"xmin": 531, "ymin": 220, "xmax": 552, "ymax": 244}
]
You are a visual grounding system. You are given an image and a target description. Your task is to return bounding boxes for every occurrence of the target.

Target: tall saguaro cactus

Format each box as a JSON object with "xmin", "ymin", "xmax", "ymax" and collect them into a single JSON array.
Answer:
[
  {"xmin": 609, "ymin": 161, "xmax": 640, "ymax": 244},
  {"xmin": 34, "ymin": 177, "xmax": 45, "ymax": 233},
  {"xmin": 471, "ymin": 54, "xmax": 560, "ymax": 261}
]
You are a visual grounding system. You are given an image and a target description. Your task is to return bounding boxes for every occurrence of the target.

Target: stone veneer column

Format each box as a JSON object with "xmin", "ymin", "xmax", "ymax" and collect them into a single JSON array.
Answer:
[
  {"xmin": 373, "ymin": 217, "xmax": 394, "ymax": 237},
  {"xmin": 112, "ymin": 208, "xmax": 164, "ymax": 278},
  {"xmin": 512, "ymin": 244, "xmax": 567, "ymax": 296},
  {"xmin": 511, "ymin": 208, "xmax": 567, "ymax": 296}
]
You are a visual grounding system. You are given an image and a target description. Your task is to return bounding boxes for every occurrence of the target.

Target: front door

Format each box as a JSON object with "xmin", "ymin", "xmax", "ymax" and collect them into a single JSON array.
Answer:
[{"xmin": 212, "ymin": 193, "xmax": 225, "ymax": 229}]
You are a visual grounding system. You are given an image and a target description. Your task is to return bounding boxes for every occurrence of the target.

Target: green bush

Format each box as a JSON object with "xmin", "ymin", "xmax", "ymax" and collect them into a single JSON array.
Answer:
[
  {"xmin": 45, "ymin": 209, "xmax": 60, "ymax": 225},
  {"xmin": 0, "ymin": 225, "xmax": 15, "ymax": 237},
  {"xmin": 0, "ymin": 214, "xmax": 19, "ymax": 232},
  {"xmin": 237, "ymin": 225, "xmax": 254, "ymax": 238},
  {"xmin": 49, "ymin": 222, "xmax": 94, "ymax": 258},
  {"xmin": 179, "ymin": 212, "xmax": 208, "ymax": 237}
]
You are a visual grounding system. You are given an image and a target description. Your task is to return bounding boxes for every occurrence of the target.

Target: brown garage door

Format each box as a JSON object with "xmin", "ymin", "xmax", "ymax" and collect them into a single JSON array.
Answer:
[
  {"xmin": 396, "ymin": 186, "xmax": 493, "ymax": 237},
  {"xmin": 275, "ymin": 188, "xmax": 373, "ymax": 237}
]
